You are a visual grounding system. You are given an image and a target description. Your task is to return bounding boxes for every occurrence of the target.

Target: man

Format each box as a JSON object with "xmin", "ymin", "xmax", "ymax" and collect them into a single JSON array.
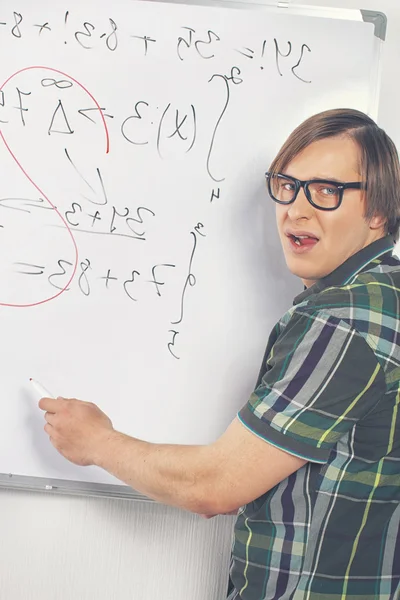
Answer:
[{"xmin": 40, "ymin": 109, "xmax": 400, "ymax": 599}]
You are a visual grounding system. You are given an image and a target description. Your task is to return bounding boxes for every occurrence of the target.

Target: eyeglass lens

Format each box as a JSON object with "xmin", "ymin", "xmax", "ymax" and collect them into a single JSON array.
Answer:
[{"xmin": 269, "ymin": 174, "xmax": 342, "ymax": 209}]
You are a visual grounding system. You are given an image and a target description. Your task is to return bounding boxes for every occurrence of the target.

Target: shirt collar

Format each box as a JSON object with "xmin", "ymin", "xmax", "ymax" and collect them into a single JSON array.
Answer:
[{"xmin": 293, "ymin": 235, "xmax": 395, "ymax": 306}]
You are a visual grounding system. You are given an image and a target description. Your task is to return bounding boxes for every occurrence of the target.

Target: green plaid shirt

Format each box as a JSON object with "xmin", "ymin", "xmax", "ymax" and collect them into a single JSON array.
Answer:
[{"xmin": 229, "ymin": 236, "xmax": 400, "ymax": 600}]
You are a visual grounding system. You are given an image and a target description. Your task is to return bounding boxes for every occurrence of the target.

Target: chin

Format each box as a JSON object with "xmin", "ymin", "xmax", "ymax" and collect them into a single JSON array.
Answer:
[{"xmin": 284, "ymin": 257, "xmax": 320, "ymax": 282}]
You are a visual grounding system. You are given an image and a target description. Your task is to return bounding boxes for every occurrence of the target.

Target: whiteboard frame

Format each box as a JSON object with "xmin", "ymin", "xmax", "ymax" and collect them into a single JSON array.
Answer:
[
  {"xmin": 0, "ymin": 472, "xmax": 152, "ymax": 500},
  {"xmin": 0, "ymin": 0, "xmax": 386, "ymax": 501}
]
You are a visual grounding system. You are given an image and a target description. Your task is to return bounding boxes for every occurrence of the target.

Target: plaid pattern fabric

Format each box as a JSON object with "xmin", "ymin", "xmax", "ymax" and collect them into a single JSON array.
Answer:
[{"xmin": 229, "ymin": 236, "xmax": 400, "ymax": 600}]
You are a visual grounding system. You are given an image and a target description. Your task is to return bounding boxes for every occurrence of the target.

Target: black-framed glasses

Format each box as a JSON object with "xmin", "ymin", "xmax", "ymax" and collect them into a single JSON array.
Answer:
[{"xmin": 265, "ymin": 172, "xmax": 367, "ymax": 211}]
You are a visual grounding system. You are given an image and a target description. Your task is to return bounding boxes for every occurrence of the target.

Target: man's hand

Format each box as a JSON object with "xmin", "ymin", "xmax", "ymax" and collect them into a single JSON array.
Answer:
[{"xmin": 38, "ymin": 397, "xmax": 114, "ymax": 466}]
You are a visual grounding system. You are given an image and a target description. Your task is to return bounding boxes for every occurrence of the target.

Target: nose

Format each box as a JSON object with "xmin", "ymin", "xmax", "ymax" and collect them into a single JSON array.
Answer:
[{"xmin": 286, "ymin": 186, "xmax": 314, "ymax": 221}]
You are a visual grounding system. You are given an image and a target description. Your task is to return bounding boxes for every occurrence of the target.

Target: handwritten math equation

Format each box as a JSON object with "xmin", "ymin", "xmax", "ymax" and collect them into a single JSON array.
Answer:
[
  {"xmin": 0, "ymin": 6, "xmax": 313, "ymax": 360},
  {"xmin": 0, "ymin": 68, "xmax": 248, "ymax": 185},
  {"xmin": 7, "ymin": 194, "xmax": 206, "ymax": 360},
  {"xmin": 0, "ymin": 9, "xmax": 312, "ymax": 82},
  {"xmin": 0, "ymin": 64, "xmax": 230, "ymax": 364},
  {"xmin": 0, "ymin": 89, "xmax": 210, "ymax": 361}
]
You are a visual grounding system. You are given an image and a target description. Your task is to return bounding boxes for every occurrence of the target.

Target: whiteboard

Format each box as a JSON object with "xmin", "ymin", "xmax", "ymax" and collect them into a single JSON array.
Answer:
[{"xmin": 0, "ymin": 0, "xmax": 384, "ymax": 495}]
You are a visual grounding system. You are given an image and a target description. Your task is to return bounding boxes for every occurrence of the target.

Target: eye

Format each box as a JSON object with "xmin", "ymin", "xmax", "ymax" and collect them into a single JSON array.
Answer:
[
  {"xmin": 320, "ymin": 185, "xmax": 339, "ymax": 196},
  {"xmin": 281, "ymin": 182, "xmax": 295, "ymax": 191},
  {"xmin": 312, "ymin": 184, "xmax": 340, "ymax": 197}
]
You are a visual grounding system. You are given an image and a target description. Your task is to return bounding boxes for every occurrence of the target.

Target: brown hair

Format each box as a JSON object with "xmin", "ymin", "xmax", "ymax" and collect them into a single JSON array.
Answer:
[{"xmin": 269, "ymin": 108, "xmax": 400, "ymax": 241}]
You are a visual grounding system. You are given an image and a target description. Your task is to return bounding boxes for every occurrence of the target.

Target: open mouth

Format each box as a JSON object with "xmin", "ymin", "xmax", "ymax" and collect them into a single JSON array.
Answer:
[{"xmin": 288, "ymin": 234, "xmax": 319, "ymax": 248}]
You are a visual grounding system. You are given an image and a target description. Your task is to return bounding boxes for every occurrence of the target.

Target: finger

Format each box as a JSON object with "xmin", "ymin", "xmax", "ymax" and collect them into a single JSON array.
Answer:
[
  {"xmin": 44, "ymin": 423, "xmax": 53, "ymax": 435},
  {"xmin": 44, "ymin": 411, "xmax": 56, "ymax": 424},
  {"xmin": 49, "ymin": 437, "xmax": 62, "ymax": 453},
  {"xmin": 39, "ymin": 397, "xmax": 62, "ymax": 412},
  {"xmin": 48, "ymin": 436, "xmax": 58, "ymax": 450}
]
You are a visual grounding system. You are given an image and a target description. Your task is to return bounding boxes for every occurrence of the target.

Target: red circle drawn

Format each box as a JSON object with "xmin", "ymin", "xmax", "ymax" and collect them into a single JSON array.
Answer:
[{"xmin": 0, "ymin": 66, "xmax": 109, "ymax": 308}]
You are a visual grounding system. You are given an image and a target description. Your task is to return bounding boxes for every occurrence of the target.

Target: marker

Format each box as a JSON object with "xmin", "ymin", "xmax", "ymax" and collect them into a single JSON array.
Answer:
[{"xmin": 29, "ymin": 378, "xmax": 55, "ymax": 398}]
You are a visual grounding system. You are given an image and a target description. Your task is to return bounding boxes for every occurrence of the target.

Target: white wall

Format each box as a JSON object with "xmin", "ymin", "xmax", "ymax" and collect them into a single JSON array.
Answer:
[
  {"xmin": 1, "ymin": 2, "xmax": 400, "ymax": 599},
  {"xmin": 0, "ymin": 488, "xmax": 234, "ymax": 600}
]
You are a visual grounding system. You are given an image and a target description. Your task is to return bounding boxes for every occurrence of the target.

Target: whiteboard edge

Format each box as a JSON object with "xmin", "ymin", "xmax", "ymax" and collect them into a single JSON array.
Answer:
[
  {"xmin": 360, "ymin": 11, "xmax": 386, "ymax": 119},
  {"xmin": 0, "ymin": 473, "xmax": 154, "ymax": 502},
  {"xmin": 142, "ymin": 0, "xmax": 363, "ymax": 22},
  {"xmin": 361, "ymin": 9, "xmax": 387, "ymax": 41}
]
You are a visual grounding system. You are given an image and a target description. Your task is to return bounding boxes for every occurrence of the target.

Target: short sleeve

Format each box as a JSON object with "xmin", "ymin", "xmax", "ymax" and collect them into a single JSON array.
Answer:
[{"xmin": 238, "ymin": 309, "xmax": 386, "ymax": 463}]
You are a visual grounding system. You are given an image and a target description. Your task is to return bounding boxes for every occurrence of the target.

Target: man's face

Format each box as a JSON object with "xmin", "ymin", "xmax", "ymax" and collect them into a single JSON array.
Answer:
[{"xmin": 275, "ymin": 135, "xmax": 386, "ymax": 287}]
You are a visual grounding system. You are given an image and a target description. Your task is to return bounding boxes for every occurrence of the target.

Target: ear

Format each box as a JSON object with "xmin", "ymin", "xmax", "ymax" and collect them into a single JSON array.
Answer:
[{"xmin": 369, "ymin": 213, "xmax": 386, "ymax": 232}]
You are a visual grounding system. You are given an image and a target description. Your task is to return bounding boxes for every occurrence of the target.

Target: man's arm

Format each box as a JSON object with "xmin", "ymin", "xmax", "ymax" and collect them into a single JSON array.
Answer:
[{"xmin": 38, "ymin": 397, "xmax": 305, "ymax": 515}]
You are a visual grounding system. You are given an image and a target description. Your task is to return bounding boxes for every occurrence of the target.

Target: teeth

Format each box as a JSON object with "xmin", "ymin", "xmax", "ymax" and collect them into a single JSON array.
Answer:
[{"xmin": 290, "ymin": 233, "xmax": 317, "ymax": 247}]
